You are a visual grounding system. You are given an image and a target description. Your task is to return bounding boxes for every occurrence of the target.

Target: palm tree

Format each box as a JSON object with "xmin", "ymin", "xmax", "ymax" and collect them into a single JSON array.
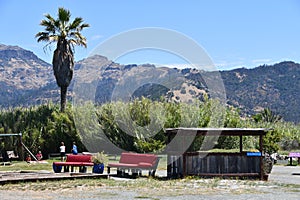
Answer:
[
  {"xmin": 36, "ymin": 7, "xmax": 89, "ymax": 112},
  {"xmin": 253, "ymin": 108, "xmax": 282, "ymax": 123}
]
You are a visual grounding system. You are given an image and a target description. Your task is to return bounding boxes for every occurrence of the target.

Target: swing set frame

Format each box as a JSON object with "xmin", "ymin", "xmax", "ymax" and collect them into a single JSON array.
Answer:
[{"xmin": 0, "ymin": 133, "xmax": 37, "ymax": 161}]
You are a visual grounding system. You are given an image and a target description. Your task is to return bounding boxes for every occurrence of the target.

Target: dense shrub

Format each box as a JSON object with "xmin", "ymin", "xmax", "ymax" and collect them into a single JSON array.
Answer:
[{"xmin": 0, "ymin": 104, "xmax": 86, "ymax": 159}]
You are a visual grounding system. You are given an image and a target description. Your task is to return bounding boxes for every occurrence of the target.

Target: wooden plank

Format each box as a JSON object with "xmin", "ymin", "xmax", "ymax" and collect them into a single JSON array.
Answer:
[
  {"xmin": 179, "ymin": 154, "xmax": 262, "ymax": 176},
  {"xmin": 183, "ymin": 153, "xmax": 186, "ymax": 176},
  {"xmin": 0, "ymin": 172, "xmax": 107, "ymax": 184},
  {"xmin": 165, "ymin": 128, "xmax": 269, "ymax": 136}
]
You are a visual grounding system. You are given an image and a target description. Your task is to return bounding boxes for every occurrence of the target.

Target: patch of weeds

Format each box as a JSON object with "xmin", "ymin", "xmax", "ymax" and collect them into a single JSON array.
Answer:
[
  {"xmin": 210, "ymin": 178, "xmax": 220, "ymax": 188},
  {"xmin": 277, "ymin": 182, "xmax": 300, "ymax": 193},
  {"xmin": 244, "ymin": 180, "xmax": 259, "ymax": 187},
  {"xmin": 284, "ymin": 183, "xmax": 300, "ymax": 189},
  {"xmin": 286, "ymin": 189, "xmax": 300, "ymax": 193},
  {"xmin": 185, "ymin": 175, "xmax": 199, "ymax": 180}
]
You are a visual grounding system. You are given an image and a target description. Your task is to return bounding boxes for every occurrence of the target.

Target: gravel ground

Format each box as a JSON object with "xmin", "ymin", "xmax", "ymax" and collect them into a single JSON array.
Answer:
[
  {"xmin": 0, "ymin": 165, "xmax": 299, "ymax": 200},
  {"xmin": 269, "ymin": 165, "xmax": 300, "ymax": 185}
]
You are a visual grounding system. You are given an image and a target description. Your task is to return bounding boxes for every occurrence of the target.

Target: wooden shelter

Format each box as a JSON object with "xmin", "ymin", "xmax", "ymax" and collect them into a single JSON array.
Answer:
[{"xmin": 165, "ymin": 128, "xmax": 270, "ymax": 180}]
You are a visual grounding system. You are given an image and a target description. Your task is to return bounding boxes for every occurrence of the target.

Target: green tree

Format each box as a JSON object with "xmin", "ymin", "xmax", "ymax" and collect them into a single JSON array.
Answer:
[
  {"xmin": 36, "ymin": 7, "xmax": 89, "ymax": 112},
  {"xmin": 262, "ymin": 129, "xmax": 281, "ymax": 154},
  {"xmin": 253, "ymin": 108, "xmax": 282, "ymax": 123}
]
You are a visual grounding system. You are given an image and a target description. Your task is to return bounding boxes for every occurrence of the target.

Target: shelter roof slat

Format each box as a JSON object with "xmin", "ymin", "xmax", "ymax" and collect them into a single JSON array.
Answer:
[{"xmin": 165, "ymin": 128, "xmax": 270, "ymax": 136}]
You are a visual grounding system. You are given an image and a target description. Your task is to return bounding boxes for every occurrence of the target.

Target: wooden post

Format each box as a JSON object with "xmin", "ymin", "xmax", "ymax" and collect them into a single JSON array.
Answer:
[
  {"xmin": 239, "ymin": 135, "xmax": 243, "ymax": 153},
  {"xmin": 182, "ymin": 135, "xmax": 186, "ymax": 177},
  {"xmin": 183, "ymin": 153, "xmax": 186, "ymax": 177},
  {"xmin": 259, "ymin": 134, "xmax": 263, "ymax": 180},
  {"xmin": 167, "ymin": 155, "xmax": 171, "ymax": 177},
  {"xmin": 167, "ymin": 133, "xmax": 172, "ymax": 177}
]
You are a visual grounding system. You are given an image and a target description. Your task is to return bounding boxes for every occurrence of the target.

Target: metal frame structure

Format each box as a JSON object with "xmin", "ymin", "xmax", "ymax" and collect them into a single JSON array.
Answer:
[{"xmin": 0, "ymin": 133, "xmax": 23, "ymax": 161}]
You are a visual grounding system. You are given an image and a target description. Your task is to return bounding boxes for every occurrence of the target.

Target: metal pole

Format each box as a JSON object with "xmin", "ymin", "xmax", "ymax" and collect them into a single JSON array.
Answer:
[
  {"xmin": 21, "ymin": 142, "xmax": 38, "ymax": 161},
  {"xmin": 18, "ymin": 133, "xmax": 24, "ymax": 161}
]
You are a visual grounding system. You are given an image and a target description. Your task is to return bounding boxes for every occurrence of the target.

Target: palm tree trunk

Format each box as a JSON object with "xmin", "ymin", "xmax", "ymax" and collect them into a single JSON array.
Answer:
[{"xmin": 60, "ymin": 86, "xmax": 67, "ymax": 112}]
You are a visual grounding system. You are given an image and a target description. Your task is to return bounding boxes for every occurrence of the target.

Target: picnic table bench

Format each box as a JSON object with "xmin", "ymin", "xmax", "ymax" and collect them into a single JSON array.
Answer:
[
  {"xmin": 53, "ymin": 154, "xmax": 94, "ymax": 173},
  {"xmin": 288, "ymin": 152, "xmax": 300, "ymax": 165},
  {"xmin": 107, "ymin": 152, "xmax": 160, "ymax": 177},
  {"xmin": 47, "ymin": 153, "xmax": 61, "ymax": 159}
]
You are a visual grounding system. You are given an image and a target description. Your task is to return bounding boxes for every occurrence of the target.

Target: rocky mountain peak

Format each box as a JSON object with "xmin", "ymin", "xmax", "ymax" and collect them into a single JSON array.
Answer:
[
  {"xmin": 0, "ymin": 44, "xmax": 43, "ymax": 63},
  {"xmin": 0, "ymin": 44, "xmax": 53, "ymax": 88}
]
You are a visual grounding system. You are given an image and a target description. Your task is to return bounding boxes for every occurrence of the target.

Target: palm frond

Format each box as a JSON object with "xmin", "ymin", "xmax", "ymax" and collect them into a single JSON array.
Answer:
[
  {"xmin": 54, "ymin": 19, "xmax": 60, "ymax": 29},
  {"xmin": 44, "ymin": 14, "xmax": 56, "ymax": 22},
  {"xmin": 36, "ymin": 7, "xmax": 89, "ymax": 51},
  {"xmin": 35, "ymin": 31, "xmax": 48, "ymax": 38},
  {"xmin": 80, "ymin": 23, "xmax": 90, "ymax": 30},
  {"xmin": 69, "ymin": 32, "xmax": 87, "ymax": 47},
  {"xmin": 35, "ymin": 32, "xmax": 49, "ymax": 41},
  {"xmin": 36, "ymin": 36, "xmax": 49, "ymax": 43},
  {"xmin": 58, "ymin": 7, "xmax": 71, "ymax": 23},
  {"xmin": 40, "ymin": 20, "xmax": 55, "ymax": 33},
  {"xmin": 42, "ymin": 42, "xmax": 54, "ymax": 53},
  {"xmin": 69, "ymin": 17, "xmax": 84, "ymax": 30},
  {"xmin": 69, "ymin": 38, "xmax": 85, "ymax": 48},
  {"xmin": 40, "ymin": 19, "xmax": 52, "ymax": 27}
]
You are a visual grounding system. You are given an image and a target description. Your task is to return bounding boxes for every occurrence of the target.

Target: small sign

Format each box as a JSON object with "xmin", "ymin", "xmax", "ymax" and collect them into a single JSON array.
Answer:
[
  {"xmin": 288, "ymin": 152, "xmax": 300, "ymax": 158},
  {"xmin": 247, "ymin": 152, "xmax": 262, "ymax": 156}
]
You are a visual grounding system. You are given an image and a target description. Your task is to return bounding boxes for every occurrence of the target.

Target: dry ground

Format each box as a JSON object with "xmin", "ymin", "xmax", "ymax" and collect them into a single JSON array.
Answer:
[{"xmin": 0, "ymin": 165, "xmax": 299, "ymax": 199}]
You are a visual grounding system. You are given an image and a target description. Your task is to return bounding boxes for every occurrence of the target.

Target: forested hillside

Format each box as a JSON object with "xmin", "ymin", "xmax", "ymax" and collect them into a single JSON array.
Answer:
[
  {"xmin": 220, "ymin": 61, "xmax": 300, "ymax": 123},
  {"xmin": 0, "ymin": 44, "xmax": 299, "ymax": 123}
]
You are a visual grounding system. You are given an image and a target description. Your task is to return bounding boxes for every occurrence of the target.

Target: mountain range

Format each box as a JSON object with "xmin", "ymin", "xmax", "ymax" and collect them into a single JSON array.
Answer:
[{"xmin": 0, "ymin": 44, "xmax": 299, "ymax": 123}]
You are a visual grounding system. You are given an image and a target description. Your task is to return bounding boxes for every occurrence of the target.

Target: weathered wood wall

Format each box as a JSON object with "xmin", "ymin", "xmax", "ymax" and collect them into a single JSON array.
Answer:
[{"xmin": 167, "ymin": 153, "xmax": 261, "ymax": 177}]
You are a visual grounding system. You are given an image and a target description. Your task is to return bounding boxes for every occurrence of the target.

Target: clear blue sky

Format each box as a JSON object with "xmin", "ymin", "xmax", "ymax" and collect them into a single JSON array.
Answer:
[{"xmin": 1, "ymin": 0, "xmax": 300, "ymax": 70}]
